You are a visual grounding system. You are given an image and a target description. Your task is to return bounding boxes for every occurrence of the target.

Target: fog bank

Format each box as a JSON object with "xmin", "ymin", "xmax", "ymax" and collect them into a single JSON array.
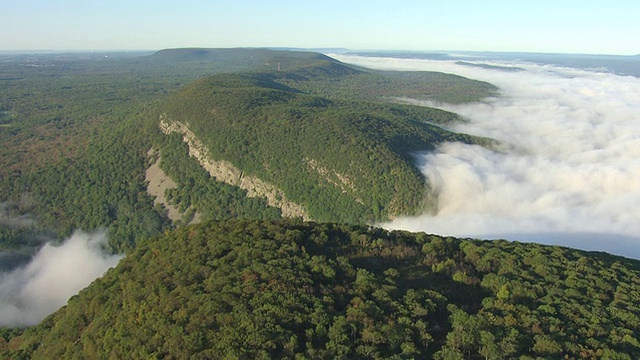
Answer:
[
  {"xmin": 334, "ymin": 54, "xmax": 640, "ymax": 259},
  {"xmin": 0, "ymin": 231, "xmax": 122, "ymax": 327}
]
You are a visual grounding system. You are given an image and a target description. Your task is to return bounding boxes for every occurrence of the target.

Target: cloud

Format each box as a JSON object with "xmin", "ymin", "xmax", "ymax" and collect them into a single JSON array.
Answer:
[
  {"xmin": 334, "ymin": 54, "xmax": 640, "ymax": 259},
  {"xmin": 0, "ymin": 231, "xmax": 122, "ymax": 327}
]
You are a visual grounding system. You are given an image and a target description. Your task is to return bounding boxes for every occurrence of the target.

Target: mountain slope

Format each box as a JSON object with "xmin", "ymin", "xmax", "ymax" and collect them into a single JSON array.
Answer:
[
  {"xmin": 0, "ymin": 48, "xmax": 497, "ymax": 250},
  {"xmin": 4, "ymin": 220, "xmax": 639, "ymax": 359},
  {"xmin": 145, "ymin": 48, "xmax": 499, "ymax": 104},
  {"xmin": 159, "ymin": 72, "xmax": 493, "ymax": 223}
]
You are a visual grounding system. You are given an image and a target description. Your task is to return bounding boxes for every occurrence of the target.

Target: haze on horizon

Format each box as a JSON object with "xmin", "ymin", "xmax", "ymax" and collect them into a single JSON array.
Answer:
[{"xmin": 2, "ymin": 0, "xmax": 638, "ymax": 56}]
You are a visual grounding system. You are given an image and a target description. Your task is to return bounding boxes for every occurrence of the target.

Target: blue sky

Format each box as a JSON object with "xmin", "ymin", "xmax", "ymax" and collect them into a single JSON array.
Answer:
[{"xmin": 2, "ymin": 0, "xmax": 638, "ymax": 55}]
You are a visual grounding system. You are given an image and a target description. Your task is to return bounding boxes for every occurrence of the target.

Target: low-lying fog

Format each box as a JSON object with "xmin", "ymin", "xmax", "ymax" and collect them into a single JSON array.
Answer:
[
  {"xmin": 0, "ymin": 231, "xmax": 122, "ymax": 327},
  {"xmin": 333, "ymin": 54, "xmax": 640, "ymax": 260},
  {"xmin": 2, "ymin": 53, "xmax": 638, "ymax": 328}
]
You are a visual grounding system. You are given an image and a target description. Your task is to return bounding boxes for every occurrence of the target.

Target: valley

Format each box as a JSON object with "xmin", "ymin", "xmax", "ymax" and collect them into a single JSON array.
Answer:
[{"xmin": 1, "ymin": 48, "xmax": 639, "ymax": 358}]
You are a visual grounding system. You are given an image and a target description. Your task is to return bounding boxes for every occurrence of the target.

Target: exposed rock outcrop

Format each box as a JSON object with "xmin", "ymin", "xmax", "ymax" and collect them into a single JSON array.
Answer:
[
  {"xmin": 159, "ymin": 116, "xmax": 310, "ymax": 220},
  {"xmin": 145, "ymin": 148, "xmax": 201, "ymax": 224}
]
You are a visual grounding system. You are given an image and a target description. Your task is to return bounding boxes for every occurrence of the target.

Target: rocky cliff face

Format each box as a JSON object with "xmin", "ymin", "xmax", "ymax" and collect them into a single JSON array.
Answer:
[
  {"xmin": 159, "ymin": 116, "xmax": 310, "ymax": 220},
  {"xmin": 145, "ymin": 148, "xmax": 201, "ymax": 224}
]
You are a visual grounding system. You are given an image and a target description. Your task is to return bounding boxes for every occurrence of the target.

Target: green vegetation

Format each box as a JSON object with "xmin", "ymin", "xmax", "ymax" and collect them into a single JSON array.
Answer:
[
  {"xmin": 275, "ymin": 67, "xmax": 499, "ymax": 104},
  {"xmin": 0, "ymin": 48, "xmax": 496, "ymax": 251},
  {"xmin": 0, "ymin": 53, "xmax": 179, "ymax": 251},
  {"xmin": 2, "ymin": 49, "xmax": 638, "ymax": 357},
  {"xmin": 146, "ymin": 48, "xmax": 499, "ymax": 105},
  {"xmin": 3, "ymin": 220, "xmax": 639, "ymax": 359},
  {"xmin": 1, "ymin": 48, "xmax": 637, "ymax": 359},
  {"xmin": 0, "ymin": 202, "xmax": 45, "ymax": 252},
  {"xmin": 156, "ymin": 132, "xmax": 283, "ymax": 223},
  {"xmin": 161, "ymin": 72, "xmax": 493, "ymax": 223}
]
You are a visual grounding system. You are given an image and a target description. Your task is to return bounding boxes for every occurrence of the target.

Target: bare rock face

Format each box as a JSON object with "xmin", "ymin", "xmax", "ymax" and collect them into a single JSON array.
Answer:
[
  {"xmin": 145, "ymin": 148, "xmax": 200, "ymax": 224},
  {"xmin": 160, "ymin": 116, "xmax": 310, "ymax": 220}
]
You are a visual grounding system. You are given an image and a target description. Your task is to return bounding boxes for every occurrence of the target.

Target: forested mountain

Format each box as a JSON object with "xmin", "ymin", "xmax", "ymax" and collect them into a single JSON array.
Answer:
[
  {"xmin": 3, "ymin": 220, "xmax": 639, "ymax": 359},
  {"xmin": 158, "ymin": 72, "xmax": 493, "ymax": 223},
  {"xmin": 0, "ymin": 48, "xmax": 496, "ymax": 251},
  {"xmin": 2, "ymin": 48, "xmax": 640, "ymax": 358}
]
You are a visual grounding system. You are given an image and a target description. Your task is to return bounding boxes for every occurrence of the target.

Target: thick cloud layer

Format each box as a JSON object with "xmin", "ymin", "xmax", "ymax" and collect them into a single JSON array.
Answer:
[
  {"xmin": 334, "ymin": 54, "xmax": 640, "ymax": 259},
  {"xmin": 0, "ymin": 232, "xmax": 122, "ymax": 327}
]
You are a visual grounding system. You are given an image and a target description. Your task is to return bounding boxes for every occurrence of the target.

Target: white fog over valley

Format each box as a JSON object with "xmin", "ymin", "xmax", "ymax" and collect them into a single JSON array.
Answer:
[
  {"xmin": 0, "ymin": 232, "xmax": 122, "ymax": 327},
  {"xmin": 1, "ymin": 51, "xmax": 638, "ymax": 328},
  {"xmin": 333, "ymin": 54, "xmax": 640, "ymax": 259}
]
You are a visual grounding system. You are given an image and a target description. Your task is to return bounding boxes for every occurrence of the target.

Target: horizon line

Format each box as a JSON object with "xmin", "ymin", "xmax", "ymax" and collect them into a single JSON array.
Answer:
[{"xmin": 0, "ymin": 47, "xmax": 638, "ymax": 58}]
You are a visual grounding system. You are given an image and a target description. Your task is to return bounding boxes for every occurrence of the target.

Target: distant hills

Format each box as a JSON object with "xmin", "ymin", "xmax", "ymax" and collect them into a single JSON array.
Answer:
[
  {"xmin": 145, "ymin": 48, "xmax": 498, "ymax": 103},
  {"xmin": 349, "ymin": 50, "xmax": 640, "ymax": 77},
  {"xmin": 455, "ymin": 60, "xmax": 525, "ymax": 72},
  {"xmin": 146, "ymin": 48, "xmax": 338, "ymax": 73}
]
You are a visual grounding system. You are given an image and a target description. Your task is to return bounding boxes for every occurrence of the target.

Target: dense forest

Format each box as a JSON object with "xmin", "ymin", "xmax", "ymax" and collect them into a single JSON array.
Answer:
[
  {"xmin": 160, "ymin": 72, "xmax": 494, "ymax": 223},
  {"xmin": 0, "ymin": 48, "xmax": 496, "ymax": 252},
  {"xmin": 2, "ymin": 219, "xmax": 639, "ymax": 359},
  {"xmin": 6, "ymin": 49, "xmax": 637, "ymax": 358}
]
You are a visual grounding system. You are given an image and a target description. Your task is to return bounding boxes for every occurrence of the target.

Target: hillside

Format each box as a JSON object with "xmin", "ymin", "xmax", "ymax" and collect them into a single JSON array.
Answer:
[
  {"xmin": 4, "ymin": 47, "xmax": 639, "ymax": 359},
  {"xmin": 139, "ymin": 48, "xmax": 351, "ymax": 79},
  {"xmin": 3, "ymin": 220, "xmax": 639, "ymax": 359},
  {"xmin": 0, "ymin": 48, "xmax": 497, "ymax": 251},
  {"xmin": 158, "ymin": 72, "xmax": 493, "ymax": 223},
  {"xmin": 144, "ymin": 48, "xmax": 498, "ymax": 104}
]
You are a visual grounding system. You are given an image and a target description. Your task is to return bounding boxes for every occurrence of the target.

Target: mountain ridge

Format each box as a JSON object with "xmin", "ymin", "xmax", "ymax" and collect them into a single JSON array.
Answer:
[
  {"xmin": 157, "ymin": 70, "xmax": 495, "ymax": 222},
  {"xmin": 2, "ymin": 48, "xmax": 639, "ymax": 358},
  {"xmin": 4, "ymin": 219, "xmax": 639, "ymax": 359}
]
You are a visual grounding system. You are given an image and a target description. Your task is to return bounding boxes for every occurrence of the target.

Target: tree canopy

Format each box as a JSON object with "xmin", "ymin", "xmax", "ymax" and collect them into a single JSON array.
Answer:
[
  {"xmin": 3, "ymin": 220, "xmax": 639, "ymax": 359},
  {"xmin": 0, "ymin": 48, "xmax": 496, "ymax": 251}
]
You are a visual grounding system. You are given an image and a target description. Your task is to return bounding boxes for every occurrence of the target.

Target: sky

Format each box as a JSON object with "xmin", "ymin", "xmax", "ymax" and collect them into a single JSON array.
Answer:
[{"xmin": 2, "ymin": 0, "xmax": 639, "ymax": 55}]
